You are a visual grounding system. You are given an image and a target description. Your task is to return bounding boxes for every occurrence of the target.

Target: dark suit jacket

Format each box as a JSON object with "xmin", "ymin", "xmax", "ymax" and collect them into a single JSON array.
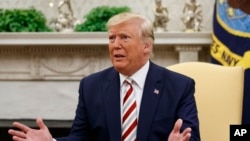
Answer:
[{"xmin": 57, "ymin": 62, "xmax": 200, "ymax": 141}]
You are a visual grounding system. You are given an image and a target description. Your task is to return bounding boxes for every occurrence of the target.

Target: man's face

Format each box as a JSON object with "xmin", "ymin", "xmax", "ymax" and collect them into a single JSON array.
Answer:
[{"xmin": 108, "ymin": 20, "xmax": 151, "ymax": 76}]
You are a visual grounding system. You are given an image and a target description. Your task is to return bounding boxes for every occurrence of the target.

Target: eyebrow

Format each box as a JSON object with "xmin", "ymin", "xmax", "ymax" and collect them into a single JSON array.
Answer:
[{"xmin": 109, "ymin": 32, "xmax": 131, "ymax": 37}]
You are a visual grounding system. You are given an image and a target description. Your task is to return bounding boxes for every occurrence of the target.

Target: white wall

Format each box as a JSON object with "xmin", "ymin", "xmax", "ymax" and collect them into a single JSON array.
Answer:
[{"xmin": 0, "ymin": 0, "xmax": 215, "ymax": 31}]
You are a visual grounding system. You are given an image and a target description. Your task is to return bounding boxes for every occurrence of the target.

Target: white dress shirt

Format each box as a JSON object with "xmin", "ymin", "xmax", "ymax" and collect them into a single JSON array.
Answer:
[{"xmin": 119, "ymin": 60, "xmax": 149, "ymax": 119}]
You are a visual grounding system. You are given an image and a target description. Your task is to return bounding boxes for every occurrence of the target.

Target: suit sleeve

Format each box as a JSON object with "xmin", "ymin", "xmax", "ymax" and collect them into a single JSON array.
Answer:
[
  {"xmin": 177, "ymin": 78, "xmax": 200, "ymax": 141},
  {"xmin": 56, "ymin": 79, "xmax": 90, "ymax": 141}
]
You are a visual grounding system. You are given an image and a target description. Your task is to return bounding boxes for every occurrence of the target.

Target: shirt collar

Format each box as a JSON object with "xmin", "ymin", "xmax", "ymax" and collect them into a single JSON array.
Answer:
[{"xmin": 119, "ymin": 60, "xmax": 149, "ymax": 89}]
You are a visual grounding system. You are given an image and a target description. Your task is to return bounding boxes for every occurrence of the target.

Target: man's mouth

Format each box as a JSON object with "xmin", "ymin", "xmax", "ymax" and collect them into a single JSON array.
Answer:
[{"xmin": 114, "ymin": 54, "xmax": 125, "ymax": 58}]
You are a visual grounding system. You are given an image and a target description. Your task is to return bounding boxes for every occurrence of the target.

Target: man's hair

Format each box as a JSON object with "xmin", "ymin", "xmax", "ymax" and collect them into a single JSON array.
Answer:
[{"xmin": 106, "ymin": 12, "xmax": 155, "ymax": 44}]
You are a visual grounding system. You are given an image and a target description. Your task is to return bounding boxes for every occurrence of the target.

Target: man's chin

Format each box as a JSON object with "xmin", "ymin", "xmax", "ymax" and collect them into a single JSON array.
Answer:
[
  {"xmin": 113, "ymin": 64, "xmax": 125, "ymax": 70},
  {"xmin": 113, "ymin": 63, "xmax": 127, "ymax": 72}
]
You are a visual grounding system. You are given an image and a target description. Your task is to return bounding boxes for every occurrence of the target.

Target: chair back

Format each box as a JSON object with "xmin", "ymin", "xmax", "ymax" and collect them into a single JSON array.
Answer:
[{"xmin": 167, "ymin": 62, "xmax": 244, "ymax": 141}]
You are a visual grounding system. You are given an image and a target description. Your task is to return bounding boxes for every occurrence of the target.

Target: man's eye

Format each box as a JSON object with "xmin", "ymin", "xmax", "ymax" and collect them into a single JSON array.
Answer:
[
  {"xmin": 121, "ymin": 35, "xmax": 129, "ymax": 40},
  {"xmin": 109, "ymin": 36, "xmax": 115, "ymax": 42}
]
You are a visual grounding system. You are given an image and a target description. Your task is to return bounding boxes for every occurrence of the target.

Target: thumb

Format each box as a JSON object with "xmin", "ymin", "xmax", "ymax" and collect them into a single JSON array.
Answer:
[
  {"xmin": 172, "ymin": 119, "xmax": 182, "ymax": 133},
  {"xmin": 36, "ymin": 117, "xmax": 48, "ymax": 130}
]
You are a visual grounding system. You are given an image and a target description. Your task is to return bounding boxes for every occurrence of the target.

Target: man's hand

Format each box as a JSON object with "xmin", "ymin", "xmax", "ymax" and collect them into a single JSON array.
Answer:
[
  {"xmin": 168, "ymin": 119, "xmax": 192, "ymax": 141},
  {"xmin": 8, "ymin": 117, "xmax": 53, "ymax": 141}
]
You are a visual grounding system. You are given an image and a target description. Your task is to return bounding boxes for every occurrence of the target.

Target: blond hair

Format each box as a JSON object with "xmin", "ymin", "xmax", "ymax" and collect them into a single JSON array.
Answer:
[{"xmin": 106, "ymin": 12, "xmax": 155, "ymax": 44}]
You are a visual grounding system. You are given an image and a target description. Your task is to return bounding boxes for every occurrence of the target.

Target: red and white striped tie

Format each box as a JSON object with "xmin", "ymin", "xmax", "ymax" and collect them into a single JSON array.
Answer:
[{"xmin": 122, "ymin": 79, "xmax": 137, "ymax": 141}]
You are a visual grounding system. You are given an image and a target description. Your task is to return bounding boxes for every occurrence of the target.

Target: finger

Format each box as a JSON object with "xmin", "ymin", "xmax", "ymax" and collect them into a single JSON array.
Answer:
[
  {"xmin": 8, "ymin": 129, "xmax": 26, "ymax": 138},
  {"xmin": 172, "ymin": 119, "xmax": 182, "ymax": 133},
  {"xmin": 182, "ymin": 132, "xmax": 191, "ymax": 141},
  {"xmin": 12, "ymin": 122, "xmax": 31, "ymax": 133},
  {"xmin": 36, "ymin": 117, "xmax": 48, "ymax": 130},
  {"xmin": 182, "ymin": 128, "xmax": 192, "ymax": 141},
  {"xmin": 13, "ymin": 135, "xmax": 26, "ymax": 141},
  {"xmin": 182, "ymin": 127, "xmax": 192, "ymax": 135}
]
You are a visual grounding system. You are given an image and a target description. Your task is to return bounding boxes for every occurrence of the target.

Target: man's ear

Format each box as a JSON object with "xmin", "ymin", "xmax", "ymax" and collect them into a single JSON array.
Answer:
[
  {"xmin": 144, "ymin": 42, "xmax": 149, "ymax": 49},
  {"xmin": 144, "ymin": 41, "xmax": 152, "ymax": 48},
  {"xmin": 143, "ymin": 42, "xmax": 152, "ymax": 52}
]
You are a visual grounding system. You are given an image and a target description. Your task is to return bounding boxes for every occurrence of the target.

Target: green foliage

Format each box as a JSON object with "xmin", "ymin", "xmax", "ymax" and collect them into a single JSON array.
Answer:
[
  {"xmin": 75, "ymin": 6, "xmax": 131, "ymax": 32},
  {"xmin": 0, "ymin": 8, "xmax": 52, "ymax": 32}
]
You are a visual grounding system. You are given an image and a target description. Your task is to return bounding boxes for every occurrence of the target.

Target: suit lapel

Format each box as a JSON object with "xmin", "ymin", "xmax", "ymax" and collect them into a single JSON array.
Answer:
[
  {"xmin": 137, "ymin": 62, "xmax": 163, "ymax": 141},
  {"xmin": 104, "ymin": 70, "xmax": 122, "ymax": 141}
]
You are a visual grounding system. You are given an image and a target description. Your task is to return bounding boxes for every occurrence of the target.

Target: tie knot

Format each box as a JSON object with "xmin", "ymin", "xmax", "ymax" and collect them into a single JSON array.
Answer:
[{"xmin": 124, "ymin": 78, "xmax": 132, "ymax": 85}]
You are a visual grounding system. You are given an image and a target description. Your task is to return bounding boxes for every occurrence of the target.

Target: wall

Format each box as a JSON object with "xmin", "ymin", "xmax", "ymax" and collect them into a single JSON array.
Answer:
[{"xmin": 0, "ymin": 0, "xmax": 215, "ymax": 31}]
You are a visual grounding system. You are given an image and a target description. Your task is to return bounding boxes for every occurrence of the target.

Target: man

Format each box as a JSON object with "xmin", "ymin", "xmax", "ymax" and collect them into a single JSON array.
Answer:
[{"xmin": 8, "ymin": 12, "xmax": 200, "ymax": 141}]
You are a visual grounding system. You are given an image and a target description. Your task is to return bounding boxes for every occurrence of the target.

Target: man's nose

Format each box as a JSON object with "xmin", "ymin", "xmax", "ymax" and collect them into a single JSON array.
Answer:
[{"xmin": 113, "ymin": 38, "xmax": 121, "ymax": 48}]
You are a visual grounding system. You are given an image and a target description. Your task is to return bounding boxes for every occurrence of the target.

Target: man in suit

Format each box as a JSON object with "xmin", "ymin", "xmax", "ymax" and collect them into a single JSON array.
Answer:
[{"xmin": 8, "ymin": 12, "xmax": 200, "ymax": 141}]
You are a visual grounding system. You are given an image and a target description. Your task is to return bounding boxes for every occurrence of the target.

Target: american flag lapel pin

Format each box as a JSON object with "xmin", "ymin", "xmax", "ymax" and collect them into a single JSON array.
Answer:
[{"xmin": 154, "ymin": 89, "xmax": 159, "ymax": 95}]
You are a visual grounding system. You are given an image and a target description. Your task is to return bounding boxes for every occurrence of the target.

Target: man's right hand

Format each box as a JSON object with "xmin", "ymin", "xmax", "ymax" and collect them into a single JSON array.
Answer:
[{"xmin": 8, "ymin": 117, "xmax": 53, "ymax": 141}]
